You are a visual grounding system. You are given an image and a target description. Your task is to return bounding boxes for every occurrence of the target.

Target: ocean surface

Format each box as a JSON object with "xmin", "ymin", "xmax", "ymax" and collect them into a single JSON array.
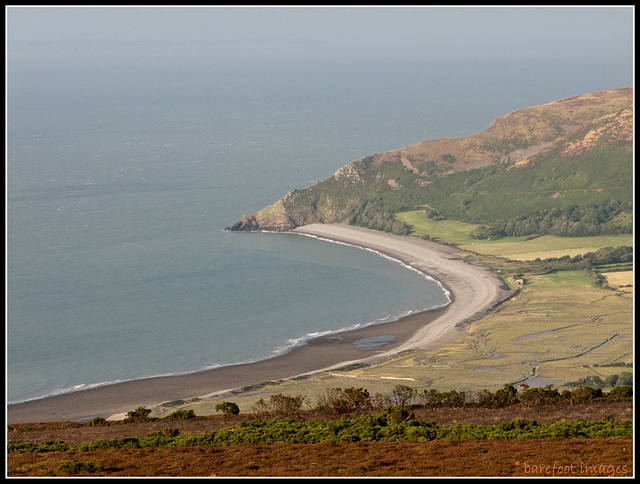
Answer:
[{"xmin": 7, "ymin": 55, "xmax": 631, "ymax": 404}]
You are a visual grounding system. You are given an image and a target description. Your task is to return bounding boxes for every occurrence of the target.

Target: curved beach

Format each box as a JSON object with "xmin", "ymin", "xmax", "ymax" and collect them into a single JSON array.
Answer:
[{"xmin": 7, "ymin": 224, "xmax": 511, "ymax": 424}]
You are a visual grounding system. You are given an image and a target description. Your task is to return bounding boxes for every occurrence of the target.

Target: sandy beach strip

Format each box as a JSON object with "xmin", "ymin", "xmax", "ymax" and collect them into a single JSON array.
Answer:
[
  {"xmin": 7, "ymin": 224, "xmax": 511, "ymax": 424},
  {"xmin": 293, "ymin": 224, "xmax": 512, "ymax": 354}
]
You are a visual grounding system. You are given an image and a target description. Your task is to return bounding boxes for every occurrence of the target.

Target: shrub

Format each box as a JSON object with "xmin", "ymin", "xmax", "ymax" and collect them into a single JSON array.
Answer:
[
  {"xmin": 166, "ymin": 409, "xmax": 196, "ymax": 420},
  {"xmin": 474, "ymin": 384, "xmax": 519, "ymax": 408},
  {"xmin": 254, "ymin": 393, "xmax": 307, "ymax": 418},
  {"xmin": 141, "ymin": 428, "xmax": 181, "ymax": 446},
  {"xmin": 77, "ymin": 437, "xmax": 141, "ymax": 451},
  {"xmin": 215, "ymin": 402, "xmax": 240, "ymax": 418},
  {"xmin": 425, "ymin": 208, "xmax": 445, "ymax": 221},
  {"xmin": 57, "ymin": 459, "xmax": 102, "ymax": 475},
  {"xmin": 37, "ymin": 440, "xmax": 72, "ymax": 453},
  {"xmin": 421, "ymin": 389, "xmax": 468, "ymax": 409},
  {"xmin": 569, "ymin": 386, "xmax": 603, "ymax": 404},
  {"xmin": 8, "ymin": 442, "xmax": 40, "ymax": 453},
  {"xmin": 123, "ymin": 406, "xmax": 154, "ymax": 423},
  {"xmin": 519, "ymin": 386, "xmax": 562, "ymax": 407},
  {"xmin": 382, "ymin": 406, "xmax": 413, "ymax": 423},
  {"xmin": 492, "ymin": 384, "xmax": 520, "ymax": 407},
  {"xmin": 388, "ymin": 385, "xmax": 417, "ymax": 407},
  {"xmin": 607, "ymin": 385, "xmax": 632, "ymax": 400},
  {"xmin": 9, "ymin": 414, "xmax": 634, "ymax": 452},
  {"xmin": 87, "ymin": 417, "xmax": 107, "ymax": 426},
  {"xmin": 315, "ymin": 387, "xmax": 372, "ymax": 415},
  {"xmin": 371, "ymin": 392, "xmax": 391, "ymax": 410},
  {"xmin": 147, "ymin": 428, "xmax": 180, "ymax": 438}
]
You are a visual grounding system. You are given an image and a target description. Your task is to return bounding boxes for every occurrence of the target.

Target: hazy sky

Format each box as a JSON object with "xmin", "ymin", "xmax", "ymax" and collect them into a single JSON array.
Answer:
[{"xmin": 6, "ymin": 6, "xmax": 634, "ymax": 62}]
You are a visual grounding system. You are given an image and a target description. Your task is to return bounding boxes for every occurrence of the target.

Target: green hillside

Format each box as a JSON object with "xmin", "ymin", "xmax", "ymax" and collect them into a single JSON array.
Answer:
[{"xmin": 227, "ymin": 88, "xmax": 632, "ymax": 237}]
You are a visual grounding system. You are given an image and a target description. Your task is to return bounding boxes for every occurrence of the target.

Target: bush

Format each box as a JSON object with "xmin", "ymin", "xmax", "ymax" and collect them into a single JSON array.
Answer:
[
  {"xmin": 166, "ymin": 409, "xmax": 196, "ymax": 420},
  {"xmin": 519, "ymin": 386, "xmax": 562, "ymax": 407},
  {"xmin": 6, "ymin": 440, "xmax": 71, "ymax": 454},
  {"xmin": 422, "ymin": 389, "xmax": 469, "ymax": 409},
  {"xmin": 147, "ymin": 428, "xmax": 180, "ymax": 438},
  {"xmin": 569, "ymin": 386, "xmax": 603, "ymax": 404},
  {"xmin": 87, "ymin": 417, "xmax": 107, "ymax": 426},
  {"xmin": 607, "ymin": 385, "xmax": 632, "ymax": 400},
  {"xmin": 123, "ymin": 407, "xmax": 155, "ymax": 423},
  {"xmin": 388, "ymin": 385, "xmax": 417, "ymax": 407},
  {"xmin": 57, "ymin": 459, "xmax": 102, "ymax": 475},
  {"xmin": 475, "ymin": 384, "xmax": 519, "ymax": 408},
  {"xmin": 315, "ymin": 387, "xmax": 372, "ymax": 415},
  {"xmin": 254, "ymin": 393, "xmax": 307, "ymax": 418},
  {"xmin": 10, "ymin": 413, "xmax": 634, "ymax": 452},
  {"xmin": 77, "ymin": 437, "xmax": 141, "ymax": 451},
  {"xmin": 215, "ymin": 402, "xmax": 240, "ymax": 418}
]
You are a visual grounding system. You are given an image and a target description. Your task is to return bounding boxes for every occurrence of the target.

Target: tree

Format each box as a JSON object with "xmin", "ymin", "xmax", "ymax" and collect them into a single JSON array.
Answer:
[
  {"xmin": 389, "ymin": 385, "xmax": 417, "ymax": 407},
  {"xmin": 215, "ymin": 401, "xmax": 240, "ymax": 417},
  {"xmin": 123, "ymin": 406, "xmax": 154, "ymax": 423},
  {"xmin": 254, "ymin": 393, "xmax": 307, "ymax": 418},
  {"xmin": 316, "ymin": 387, "xmax": 372, "ymax": 415}
]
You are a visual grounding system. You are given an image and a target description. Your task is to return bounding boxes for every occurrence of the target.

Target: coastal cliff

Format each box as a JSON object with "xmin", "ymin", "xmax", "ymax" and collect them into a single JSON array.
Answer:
[{"xmin": 226, "ymin": 87, "xmax": 632, "ymax": 233}]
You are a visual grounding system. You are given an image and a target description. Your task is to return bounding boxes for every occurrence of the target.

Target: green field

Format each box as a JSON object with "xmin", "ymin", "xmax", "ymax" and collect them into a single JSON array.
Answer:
[{"xmin": 397, "ymin": 210, "xmax": 633, "ymax": 260}]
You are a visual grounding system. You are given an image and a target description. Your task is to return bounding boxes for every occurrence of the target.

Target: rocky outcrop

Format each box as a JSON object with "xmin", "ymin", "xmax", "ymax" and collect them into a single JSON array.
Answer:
[
  {"xmin": 225, "ymin": 214, "xmax": 298, "ymax": 232},
  {"xmin": 225, "ymin": 196, "xmax": 299, "ymax": 232}
]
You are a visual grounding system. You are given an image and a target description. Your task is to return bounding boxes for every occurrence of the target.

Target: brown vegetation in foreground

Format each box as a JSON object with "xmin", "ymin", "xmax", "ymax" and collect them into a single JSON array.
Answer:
[
  {"xmin": 7, "ymin": 438, "xmax": 633, "ymax": 477},
  {"xmin": 7, "ymin": 400, "xmax": 633, "ymax": 477}
]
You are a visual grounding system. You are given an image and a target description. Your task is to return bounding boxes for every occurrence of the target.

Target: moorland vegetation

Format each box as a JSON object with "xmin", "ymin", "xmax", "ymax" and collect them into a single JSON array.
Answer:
[
  {"xmin": 7, "ymin": 384, "xmax": 633, "ymax": 476},
  {"xmin": 8, "ymin": 383, "xmax": 633, "ymax": 452}
]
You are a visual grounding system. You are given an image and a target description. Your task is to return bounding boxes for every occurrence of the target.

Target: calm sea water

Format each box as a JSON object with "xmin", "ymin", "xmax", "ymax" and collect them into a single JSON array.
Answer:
[{"xmin": 7, "ymin": 55, "xmax": 630, "ymax": 403}]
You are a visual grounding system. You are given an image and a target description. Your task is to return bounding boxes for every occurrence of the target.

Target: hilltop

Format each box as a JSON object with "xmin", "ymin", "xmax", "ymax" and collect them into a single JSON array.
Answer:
[{"xmin": 227, "ymin": 87, "xmax": 632, "ymax": 234}]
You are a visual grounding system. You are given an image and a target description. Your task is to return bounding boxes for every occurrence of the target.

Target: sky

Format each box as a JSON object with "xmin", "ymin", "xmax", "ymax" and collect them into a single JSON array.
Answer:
[{"xmin": 5, "ymin": 5, "xmax": 635, "ymax": 63}]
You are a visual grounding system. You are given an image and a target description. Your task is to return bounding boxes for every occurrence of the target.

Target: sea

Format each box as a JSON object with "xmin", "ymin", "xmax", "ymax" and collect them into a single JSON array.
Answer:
[{"xmin": 6, "ymin": 54, "xmax": 631, "ymax": 404}]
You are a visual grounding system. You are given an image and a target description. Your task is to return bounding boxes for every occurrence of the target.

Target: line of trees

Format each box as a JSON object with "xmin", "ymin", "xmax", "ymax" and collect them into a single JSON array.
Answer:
[
  {"xmin": 349, "ymin": 202, "xmax": 412, "ymax": 235},
  {"xmin": 470, "ymin": 200, "xmax": 632, "ymax": 239},
  {"xmin": 249, "ymin": 383, "xmax": 632, "ymax": 419},
  {"xmin": 75, "ymin": 382, "xmax": 632, "ymax": 430}
]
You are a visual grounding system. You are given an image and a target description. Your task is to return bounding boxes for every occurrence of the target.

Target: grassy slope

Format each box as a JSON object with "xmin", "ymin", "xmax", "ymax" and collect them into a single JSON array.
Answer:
[
  {"xmin": 417, "ymin": 143, "xmax": 632, "ymax": 224},
  {"xmin": 238, "ymin": 88, "xmax": 633, "ymax": 232}
]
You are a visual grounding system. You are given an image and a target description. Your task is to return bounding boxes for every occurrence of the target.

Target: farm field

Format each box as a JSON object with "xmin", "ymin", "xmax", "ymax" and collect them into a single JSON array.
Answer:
[
  {"xmin": 396, "ymin": 210, "xmax": 633, "ymax": 260},
  {"xmin": 602, "ymin": 271, "xmax": 633, "ymax": 292}
]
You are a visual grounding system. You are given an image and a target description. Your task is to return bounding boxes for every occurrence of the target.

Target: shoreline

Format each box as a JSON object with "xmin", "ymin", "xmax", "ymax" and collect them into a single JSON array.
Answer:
[{"xmin": 7, "ymin": 224, "xmax": 512, "ymax": 424}]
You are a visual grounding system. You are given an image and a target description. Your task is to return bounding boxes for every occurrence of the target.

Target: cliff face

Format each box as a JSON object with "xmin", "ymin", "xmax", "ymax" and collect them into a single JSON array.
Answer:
[{"xmin": 226, "ymin": 87, "xmax": 632, "ymax": 233}]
